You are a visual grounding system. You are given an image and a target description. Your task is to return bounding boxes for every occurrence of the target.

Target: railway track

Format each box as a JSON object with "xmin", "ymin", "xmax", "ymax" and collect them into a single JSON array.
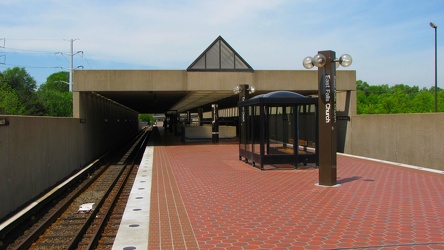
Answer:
[{"xmin": 2, "ymin": 127, "xmax": 151, "ymax": 249}]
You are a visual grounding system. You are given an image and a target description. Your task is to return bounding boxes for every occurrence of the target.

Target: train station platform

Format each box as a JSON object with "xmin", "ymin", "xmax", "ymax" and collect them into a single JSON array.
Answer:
[{"xmin": 113, "ymin": 126, "xmax": 444, "ymax": 249}]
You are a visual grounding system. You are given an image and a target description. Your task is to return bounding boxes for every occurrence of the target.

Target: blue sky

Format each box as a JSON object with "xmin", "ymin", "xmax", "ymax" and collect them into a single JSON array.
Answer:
[{"xmin": 0, "ymin": 0, "xmax": 442, "ymax": 88}]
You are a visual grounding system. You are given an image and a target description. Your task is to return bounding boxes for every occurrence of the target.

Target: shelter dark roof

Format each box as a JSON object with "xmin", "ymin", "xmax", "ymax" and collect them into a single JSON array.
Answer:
[{"xmin": 238, "ymin": 91, "xmax": 317, "ymax": 106}]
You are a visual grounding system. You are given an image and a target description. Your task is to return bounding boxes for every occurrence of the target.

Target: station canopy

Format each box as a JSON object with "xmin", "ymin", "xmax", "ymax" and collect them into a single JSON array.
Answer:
[{"xmin": 84, "ymin": 36, "xmax": 257, "ymax": 114}]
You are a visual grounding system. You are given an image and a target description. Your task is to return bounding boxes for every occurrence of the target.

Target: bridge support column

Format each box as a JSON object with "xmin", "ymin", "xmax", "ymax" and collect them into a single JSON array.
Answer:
[
  {"xmin": 198, "ymin": 108, "xmax": 203, "ymax": 126},
  {"xmin": 187, "ymin": 111, "xmax": 191, "ymax": 125}
]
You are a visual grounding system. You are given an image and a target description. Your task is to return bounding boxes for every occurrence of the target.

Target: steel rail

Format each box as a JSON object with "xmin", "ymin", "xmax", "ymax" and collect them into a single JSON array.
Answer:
[
  {"xmin": 85, "ymin": 128, "xmax": 151, "ymax": 249},
  {"xmin": 6, "ymin": 129, "xmax": 148, "ymax": 249}
]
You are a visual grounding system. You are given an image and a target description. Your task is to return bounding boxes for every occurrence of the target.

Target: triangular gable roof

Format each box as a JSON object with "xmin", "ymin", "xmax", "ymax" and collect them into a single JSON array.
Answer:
[{"xmin": 187, "ymin": 36, "xmax": 253, "ymax": 72}]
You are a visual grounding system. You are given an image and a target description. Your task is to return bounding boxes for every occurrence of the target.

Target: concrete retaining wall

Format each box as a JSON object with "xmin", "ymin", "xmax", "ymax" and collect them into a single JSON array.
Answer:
[
  {"xmin": 346, "ymin": 113, "xmax": 444, "ymax": 171},
  {"xmin": 0, "ymin": 116, "xmax": 81, "ymax": 220},
  {"xmin": 0, "ymin": 94, "xmax": 139, "ymax": 220},
  {"xmin": 75, "ymin": 92, "xmax": 139, "ymax": 165}
]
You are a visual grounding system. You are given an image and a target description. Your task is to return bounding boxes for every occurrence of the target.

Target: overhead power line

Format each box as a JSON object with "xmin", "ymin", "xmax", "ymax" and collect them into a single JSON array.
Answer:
[
  {"xmin": 0, "ymin": 62, "xmax": 62, "ymax": 69},
  {"xmin": 1, "ymin": 46, "xmax": 63, "ymax": 54},
  {"xmin": 0, "ymin": 38, "xmax": 88, "ymax": 87}
]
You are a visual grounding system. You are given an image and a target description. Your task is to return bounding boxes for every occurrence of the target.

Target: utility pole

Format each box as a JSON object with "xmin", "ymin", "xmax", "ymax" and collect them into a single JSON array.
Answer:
[
  {"xmin": 67, "ymin": 39, "xmax": 81, "ymax": 92},
  {"xmin": 69, "ymin": 39, "xmax": 74, "ymax": 92},
  {"xmin": 0, "ymin": 39, "xmax": 5, "ymax": 65}
]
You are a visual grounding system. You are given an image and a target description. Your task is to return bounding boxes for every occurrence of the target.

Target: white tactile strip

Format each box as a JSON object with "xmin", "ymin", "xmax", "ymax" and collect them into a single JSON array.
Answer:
[{"xmin": 112, "ymin": 146, "xmax": 153, "ymax": 250}]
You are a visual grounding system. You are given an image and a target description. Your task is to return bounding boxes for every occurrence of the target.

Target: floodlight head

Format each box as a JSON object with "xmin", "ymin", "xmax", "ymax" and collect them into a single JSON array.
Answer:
[
  {"xmin": 339, "ymin": 54, "xmax": 353, "ymax": 67},
  {"xmin": 233, "ymin": 85, "xmax": 241, "ymax": 94},
  {"xmin": 313, "ymin": 54, "xmax": 327, "ymax": 68},
  {"xmin": 430, "ymin": 22, "xmax": 437, "ymax": 29},
  {"xmin": 248, "ymin": 86, "xmax": 255, "ymax": 94},
  {"xmin": 302, "ymin": 56, "xmax": 314, "ymax": 69}
]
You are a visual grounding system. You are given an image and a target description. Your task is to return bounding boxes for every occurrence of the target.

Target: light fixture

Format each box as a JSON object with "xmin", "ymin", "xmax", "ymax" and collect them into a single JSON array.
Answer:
[
  {"xmin": 249, "ymin": 86, "xmax": 255, "ymax": 94},
  {"xmin": 302, "ymin": 56, "xmax": 314, "ymax": 69},
  {"xmin": 0, "ymin": 118, "xmax": 9, "ymax": 126},
  {"xmin": 233, "ymin": 84, "xmax": 255, "ymax": 94},
  {"xmin": 313, "ymin": 54, "xmax": 327, "ymax": 67},
  {"xmin": 303, "ymin": 53, "xmax": 353, "ymax": 69},
  {"xmin": 338, "ymin": 54, "xmax": 353, "ymax": 67},
  {"xmin": 233, "ymin": 85, "xmax": 242, "ymax": 94}
]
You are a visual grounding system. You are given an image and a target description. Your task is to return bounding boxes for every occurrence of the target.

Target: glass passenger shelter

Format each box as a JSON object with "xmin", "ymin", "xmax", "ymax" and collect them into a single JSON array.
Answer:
[{"xmin": 238, "ymin": 91, "xmax": 318, "ymax": 170}]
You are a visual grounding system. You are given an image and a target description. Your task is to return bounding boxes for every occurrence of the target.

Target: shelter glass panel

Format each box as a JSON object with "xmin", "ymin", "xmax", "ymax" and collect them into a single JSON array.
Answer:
[
  {"xmin": 252, "ymin": 106, "xmax": 262, "ymax": 155},
  {"xmin": 267, "ymin": 106, "xmax": 295, "ymax": 156},
  {"xmin": 245, "ymin": 106, "xmax": 253, "ymax": 154},
  {"xmin": 298, "ymin": 104, "xmax": 317, "ymax": 149}
]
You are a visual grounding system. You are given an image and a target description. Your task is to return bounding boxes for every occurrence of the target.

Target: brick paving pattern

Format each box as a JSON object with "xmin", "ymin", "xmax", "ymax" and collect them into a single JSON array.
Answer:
[
  {"xmin": 149, "ymin": 133, "xmax": 444, "ymax": 249},
  {"xmin": 148, "ymin": 145, "xmax": 199, "ymax": 249}
]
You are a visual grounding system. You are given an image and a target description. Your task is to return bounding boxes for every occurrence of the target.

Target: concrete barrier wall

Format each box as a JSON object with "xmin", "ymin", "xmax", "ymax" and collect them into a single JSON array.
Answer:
[
  {"xmin": 0, "ymin": 116, "xmax": 81, "ymax": 220},
  {"xmin": 0, "ymin": 95, "xmax": 139, "ymax": 220},
  {"xmin": 347, "ymin": 113, "xmax": 444, "ymax": 171},
  {"xmin": 76, "ymin": 92, "xmax": 139, "ymax": 166}
]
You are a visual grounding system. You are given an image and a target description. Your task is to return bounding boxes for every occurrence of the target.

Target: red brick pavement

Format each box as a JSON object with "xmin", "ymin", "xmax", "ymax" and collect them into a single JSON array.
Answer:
[
  {"xmin": 148, "ymin": 145, "xmax": 199, "ymax": 249},
  {"xmin": 149, "ymin": 139, "xmax": 444, "ymax": 249}
]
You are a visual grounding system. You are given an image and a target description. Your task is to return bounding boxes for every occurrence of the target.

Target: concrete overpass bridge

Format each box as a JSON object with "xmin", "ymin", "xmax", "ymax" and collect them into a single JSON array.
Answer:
[{"xmin": 73, "ymin": 36, "xmax": 356, "ymax": 117}]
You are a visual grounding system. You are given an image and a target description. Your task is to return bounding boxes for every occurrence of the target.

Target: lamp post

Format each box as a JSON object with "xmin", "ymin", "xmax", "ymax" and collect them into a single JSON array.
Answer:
[
  {"xmin": 303, "ymin": 51, "xmax": 352, "ymax": 186},
  {"xmin": 430, "ymin": 22, "xmax": 438, "ymax": 112}
]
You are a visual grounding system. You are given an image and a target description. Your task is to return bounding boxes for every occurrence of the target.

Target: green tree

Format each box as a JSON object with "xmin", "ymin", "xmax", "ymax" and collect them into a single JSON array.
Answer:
[
  {"xmin": 0, "ymin": 78, "xmax": 26, "ymax": 115},
  {"xmin": 40, "ymin": 71, "xmax": 69, "ymax": 92},
  {"xmin": 1, "ymin": 67, "xmax": 46, "ymax": 115},
  {"xmin": 438, "ymin": 90, "xmax": 444, "ymax": 112},
  {"xmin": 37, "ymin": 72, "xmax": 72, "ymax": 117},
  {"xmin": 356, "ymin": 80, "xmax": 442, "ymax": 114},
  {"xmin": 139, "ymin": 114, "xmax": 155, "ymax": 124},
  {"xmin": 410, "ymin": 90, "xmax": 434, "ymax": 113}
]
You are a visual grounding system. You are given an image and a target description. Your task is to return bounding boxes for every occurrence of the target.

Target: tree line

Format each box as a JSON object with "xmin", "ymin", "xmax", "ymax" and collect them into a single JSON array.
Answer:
[
  {"xmin": 356, "ymin": 80, "xmax": 444, "ymax": 114},
  {"xmin": 1, "ymin": 67, "xmax": 442, "ymax": 116},
  {"xmin": 0, "ymin": 67, "xmax": 72, "ymax": 116}
]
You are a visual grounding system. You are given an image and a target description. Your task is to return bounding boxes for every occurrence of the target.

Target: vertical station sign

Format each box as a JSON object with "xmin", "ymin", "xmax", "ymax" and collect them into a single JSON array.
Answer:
[
  {"xmin": 238, "ymin": 85, "xmax": 249, "ymax": 157},
  {"xmin": 317, "ymin": 50, "xmax": 337, "ymax": 186},
  {"xmin": 212, "ymin": 104, "xmax": 219, "ymax": 143}
]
